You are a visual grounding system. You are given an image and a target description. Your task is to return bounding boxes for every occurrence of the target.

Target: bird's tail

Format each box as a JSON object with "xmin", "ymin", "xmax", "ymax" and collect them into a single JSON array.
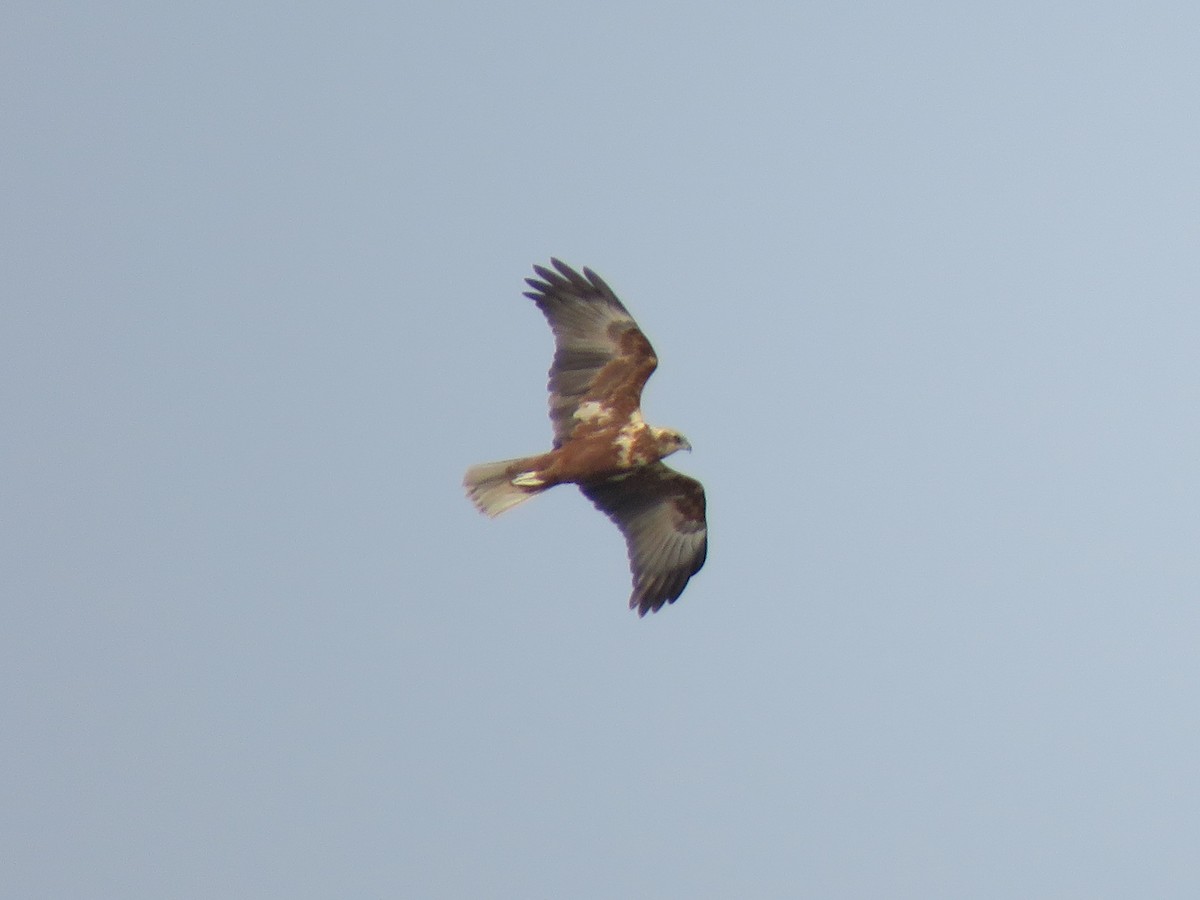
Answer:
[{"xmin": 463, "ymin": 456, "xmax": 545, "ymax": 517}]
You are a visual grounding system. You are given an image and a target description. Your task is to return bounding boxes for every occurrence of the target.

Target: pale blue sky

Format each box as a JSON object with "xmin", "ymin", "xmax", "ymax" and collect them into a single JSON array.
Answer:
[{"xmin": 4, "ymin": 2, "xmax": 1200, "ymax": 897}]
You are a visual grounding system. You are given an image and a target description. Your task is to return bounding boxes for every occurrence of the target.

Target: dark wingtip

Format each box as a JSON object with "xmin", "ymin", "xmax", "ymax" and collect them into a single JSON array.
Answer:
[
  {"xmin": 582, "ymin": 266, "xmax": 614, "ymax": 296},
  {"xmin": 548, "ymin": 259, "xmax": 591, "ymax": 291},
  {"xmin": 527, "ymin": 259, "xmax": 628, "ymax": 312},
  {"xmin": 631, "ymin": 593, "xmax": 671, "ymax": 617},
  {"xmin": 630, "ymin": 571, "xmax": 692, "ymax": 616},
  {"xmin": 550, "ymin": 258, "xmax": 580, "ymax": 280}
]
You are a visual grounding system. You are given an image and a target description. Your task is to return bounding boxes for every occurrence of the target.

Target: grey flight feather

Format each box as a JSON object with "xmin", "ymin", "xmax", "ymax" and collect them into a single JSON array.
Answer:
[
  {"xmin": 522, "ymin": 258, "xmax": 657, "ymax": 446},
  {"xmin": 580, "ymin": 463, "xmax": 708, "ymax": 616}
]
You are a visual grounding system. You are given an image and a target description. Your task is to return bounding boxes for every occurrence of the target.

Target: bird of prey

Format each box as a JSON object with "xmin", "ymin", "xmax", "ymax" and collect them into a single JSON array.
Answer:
[{"xmin": 464, "ymin": 259, "xmax": 707, "ymax": 616}]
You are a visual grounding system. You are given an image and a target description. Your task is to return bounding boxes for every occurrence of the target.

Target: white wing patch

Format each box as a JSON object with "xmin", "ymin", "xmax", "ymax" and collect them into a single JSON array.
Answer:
[
  {"xmin": 614, "ymin": 409, "xmax": 648, "ymax": 466},
  {"xmin": 615, "ymin": 423, "xmax": 640, "ymax": 467},
  {"xmin": 573, "ymin": 400, "xmax": 612, "ymax": 424}
]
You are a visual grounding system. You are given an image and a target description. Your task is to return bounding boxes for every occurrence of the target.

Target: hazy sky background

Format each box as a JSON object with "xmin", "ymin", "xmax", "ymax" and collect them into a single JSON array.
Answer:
[{"xmin": 5, "ymin": 2, "xmax": 1200, "ymax": 897}]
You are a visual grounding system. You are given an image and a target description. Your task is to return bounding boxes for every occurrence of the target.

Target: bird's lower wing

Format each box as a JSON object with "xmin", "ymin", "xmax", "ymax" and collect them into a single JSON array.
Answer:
[{"xmin": 580, "ymin": 463, "xmax": 707, "ymax": 615}]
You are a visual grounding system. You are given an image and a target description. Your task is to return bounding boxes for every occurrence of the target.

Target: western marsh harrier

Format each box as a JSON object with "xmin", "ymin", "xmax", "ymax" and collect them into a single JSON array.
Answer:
[{"xmin": 464, "ymin": 260, "xmax": 707, "ymax": 616}]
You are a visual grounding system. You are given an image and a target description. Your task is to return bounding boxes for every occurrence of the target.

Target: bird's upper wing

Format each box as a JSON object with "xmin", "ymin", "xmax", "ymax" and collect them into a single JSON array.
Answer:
[
  {"xmin": 523, "ymin": 259, "xmax": 658, "ymax": 447},
  {"xmin": 580, "ymin": 463, "xmax": 707, "ymax": 616}
]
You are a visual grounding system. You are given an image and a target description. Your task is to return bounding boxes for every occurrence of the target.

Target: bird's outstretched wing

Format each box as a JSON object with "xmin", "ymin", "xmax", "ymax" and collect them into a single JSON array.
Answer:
[
  {"xmin": 580, "ymin": 463, "xmax": 708, "ymax": 616},
  {"xmin": 523, "ymin": 259, "xmax": 658, "ymax": 447}
]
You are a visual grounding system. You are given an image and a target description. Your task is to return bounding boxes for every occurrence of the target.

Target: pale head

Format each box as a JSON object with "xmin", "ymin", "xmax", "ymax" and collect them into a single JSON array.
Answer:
[{"xmin": 651, "ymin": 427, "xmax": 692, "ymax": 458}]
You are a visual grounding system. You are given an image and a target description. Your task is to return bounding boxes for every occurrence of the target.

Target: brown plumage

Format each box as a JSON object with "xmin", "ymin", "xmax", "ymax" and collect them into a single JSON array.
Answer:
[{"xmin": 464, "ymin": 259, "xmax": 707, "ymax": 616}]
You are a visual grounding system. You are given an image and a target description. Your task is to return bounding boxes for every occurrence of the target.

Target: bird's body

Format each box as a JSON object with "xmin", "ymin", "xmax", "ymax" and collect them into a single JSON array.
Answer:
[{"xmin": 464, "ymin": 259, "xmax": 707, "ymax": 616}]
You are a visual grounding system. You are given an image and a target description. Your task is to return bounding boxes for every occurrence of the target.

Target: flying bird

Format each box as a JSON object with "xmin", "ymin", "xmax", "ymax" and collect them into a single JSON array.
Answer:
[{"xmin": 464, "ymin": 259, "xmax": 707, "ymax": 616}]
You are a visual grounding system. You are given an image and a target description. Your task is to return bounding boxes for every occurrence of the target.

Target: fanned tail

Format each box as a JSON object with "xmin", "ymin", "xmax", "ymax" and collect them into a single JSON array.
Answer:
[{"xmin": 463, "ymin": 456, "xmax": 543, "ymax": 517}]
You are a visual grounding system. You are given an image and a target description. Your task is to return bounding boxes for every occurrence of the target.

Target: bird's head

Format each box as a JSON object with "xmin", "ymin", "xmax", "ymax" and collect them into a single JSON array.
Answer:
[{"xmin": 652, "ymin": 427, "xmax": 692, "ymax": 458}]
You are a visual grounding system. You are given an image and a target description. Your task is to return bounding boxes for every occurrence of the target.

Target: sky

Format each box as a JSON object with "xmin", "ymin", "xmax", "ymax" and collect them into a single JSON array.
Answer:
[{"xmin": 4, "ymin": 1, "xmax": 1200, "ymax": 897}]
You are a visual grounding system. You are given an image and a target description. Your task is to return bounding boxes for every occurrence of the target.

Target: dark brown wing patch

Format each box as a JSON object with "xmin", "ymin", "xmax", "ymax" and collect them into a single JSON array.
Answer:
[
  {"xmin": 580, "ymin": 463, "xmax": 708, "ymax": 616},
  {"xmin": 523, "ymin": 259, "xmax": 658, "ymax": 446}
]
